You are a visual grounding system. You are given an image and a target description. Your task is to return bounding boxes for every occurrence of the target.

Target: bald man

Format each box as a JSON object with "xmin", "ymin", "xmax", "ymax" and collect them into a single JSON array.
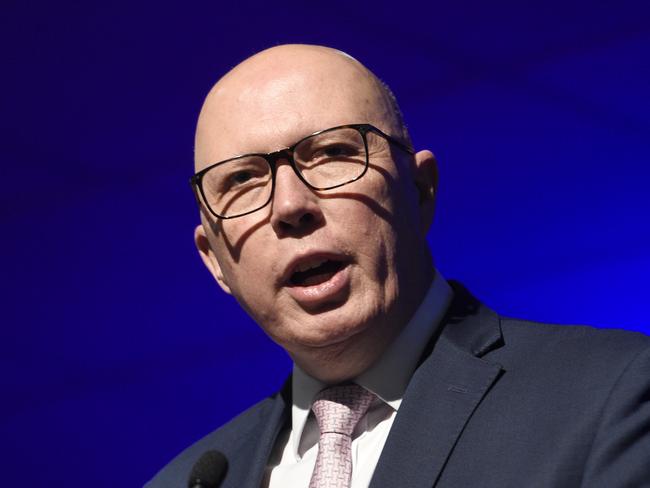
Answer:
[{"xmin": 146, "ymin": 45, "xmax": 650, "ymax": 488}]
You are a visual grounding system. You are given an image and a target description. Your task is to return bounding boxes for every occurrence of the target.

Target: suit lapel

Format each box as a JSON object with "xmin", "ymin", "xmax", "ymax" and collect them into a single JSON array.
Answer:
[
  {"xmin": 369, "ymin": 283, "xmax": 504, "ymax": 488},
  {"xmin": 224, "ymin": 380, "xmax": 291, "ymax": 488}
]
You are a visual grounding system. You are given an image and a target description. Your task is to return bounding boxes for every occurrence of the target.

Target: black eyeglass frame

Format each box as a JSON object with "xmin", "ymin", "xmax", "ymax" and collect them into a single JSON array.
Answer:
[{"xmin": 190, "ymin": 123, "xmax": 415, "ymax": 219}]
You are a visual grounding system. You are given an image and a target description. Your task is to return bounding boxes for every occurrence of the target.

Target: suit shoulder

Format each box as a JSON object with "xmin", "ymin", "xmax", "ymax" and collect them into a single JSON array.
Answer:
[
  {"xmin": 499, "ymin": 317, "xmax": 650, "ymax": 354},
  {"xmin": 494, "ymin": 317, "xmax": 650, "ymax": 382},
  {"xmin": 144, "ymin": 395, "xmax": 278, "ymax": 488}
]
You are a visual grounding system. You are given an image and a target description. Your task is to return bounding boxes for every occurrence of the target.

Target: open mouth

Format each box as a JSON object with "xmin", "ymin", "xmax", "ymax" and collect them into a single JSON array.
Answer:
[{"xmin": 289, "ymin": 259, "xmax": 346, "ymax": 287}]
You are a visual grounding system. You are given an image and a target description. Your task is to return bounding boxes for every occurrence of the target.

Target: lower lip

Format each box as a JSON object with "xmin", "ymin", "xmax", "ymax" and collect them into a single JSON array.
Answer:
[{"xmin": 286, "ymin": 263, "xmax": 351, "ymax": 308}]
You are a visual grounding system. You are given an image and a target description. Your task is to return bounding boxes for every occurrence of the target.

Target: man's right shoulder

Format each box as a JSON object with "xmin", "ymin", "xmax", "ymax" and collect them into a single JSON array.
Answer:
[{"xmin": 144, "ymin": 393, "xmax": 283, "ymax": 488}]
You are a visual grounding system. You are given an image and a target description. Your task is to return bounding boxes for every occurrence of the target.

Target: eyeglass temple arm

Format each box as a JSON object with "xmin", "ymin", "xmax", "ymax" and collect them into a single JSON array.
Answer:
[{"xmin": 367, "ymin": 126, "xmax": 414, "ymax": 155}]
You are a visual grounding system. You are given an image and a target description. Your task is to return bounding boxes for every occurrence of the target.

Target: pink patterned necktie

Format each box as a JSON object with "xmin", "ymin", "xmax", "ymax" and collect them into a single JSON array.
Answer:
[{"xmin": 309, "ymin": 384, "xmax": 375, "ymax": 488}]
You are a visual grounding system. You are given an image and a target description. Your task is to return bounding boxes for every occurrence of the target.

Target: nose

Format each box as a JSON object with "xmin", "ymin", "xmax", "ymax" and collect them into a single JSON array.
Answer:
[{"xmin": 269, "ymin": 161, "xmax": 324, "ymax": 236}]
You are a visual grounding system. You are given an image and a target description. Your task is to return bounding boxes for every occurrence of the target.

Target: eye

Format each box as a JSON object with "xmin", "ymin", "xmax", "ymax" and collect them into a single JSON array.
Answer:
[
  {"xmin": 231, "ymin": 170, "xmax": 253, "ymax": 185},
  {"xmin": 318, "ymin": 143, "xmax": 360, "ymax": 159},
  {"xmin": 220, "ymin": 163, "xmax": 269, "ymax": 192}
]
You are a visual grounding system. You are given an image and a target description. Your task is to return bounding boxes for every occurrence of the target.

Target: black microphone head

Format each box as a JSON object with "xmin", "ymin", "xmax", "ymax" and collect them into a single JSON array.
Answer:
[{"xmin": 187, "ymin": 450, "xmax": 228, "ymax": 488}]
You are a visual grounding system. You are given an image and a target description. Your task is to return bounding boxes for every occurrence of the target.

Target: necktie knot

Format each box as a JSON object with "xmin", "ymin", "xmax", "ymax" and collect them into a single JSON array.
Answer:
[
  {"xmin": 311, "ymin": 384, "xmax": 375, "ymax": 436},
  {"xmin": 309, "ymin": 385, "xmax": 375, "ymax": 488}
]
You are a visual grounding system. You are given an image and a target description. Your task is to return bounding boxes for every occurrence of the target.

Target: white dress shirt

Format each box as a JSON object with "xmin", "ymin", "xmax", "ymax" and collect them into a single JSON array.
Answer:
[{"xmin": 264, "ymin": 271, "xmax": 452, "ymax": 488}]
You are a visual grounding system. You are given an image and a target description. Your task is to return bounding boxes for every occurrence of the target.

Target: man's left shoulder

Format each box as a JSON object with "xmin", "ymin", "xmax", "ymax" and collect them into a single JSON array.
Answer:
[
  {"xmin": 499, "ymin": 317, "xmax": 650, "ymax": 359},
  {"xmin": 482, "ymin": 318, "xmax": 650, "ymax": 485},
  {"xmin": 493, "ymin": 317, "xmax": 650, "ymax": 390}
]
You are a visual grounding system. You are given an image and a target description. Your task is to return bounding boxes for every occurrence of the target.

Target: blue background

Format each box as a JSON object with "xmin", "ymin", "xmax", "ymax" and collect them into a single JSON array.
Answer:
[{"xmin": 2, "ymin": 1, "xmax": 649, "ymax": 485}]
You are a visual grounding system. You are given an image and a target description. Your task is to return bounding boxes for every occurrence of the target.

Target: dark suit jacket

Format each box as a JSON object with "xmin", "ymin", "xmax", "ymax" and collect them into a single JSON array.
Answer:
[{"xmin": 146, "ymin": 283, "xmax": 650, "ymax": 487}]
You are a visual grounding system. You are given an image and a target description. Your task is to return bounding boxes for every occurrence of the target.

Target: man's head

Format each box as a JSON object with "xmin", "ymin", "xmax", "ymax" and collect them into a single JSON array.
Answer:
[{"xmin": 193, "ymin": 44, "xmax": 438, "ymax": 383}]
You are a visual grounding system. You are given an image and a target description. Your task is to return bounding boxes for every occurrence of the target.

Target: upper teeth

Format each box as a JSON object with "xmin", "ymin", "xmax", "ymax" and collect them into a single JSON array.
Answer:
[{"xmin": 295, "ymin": 259, "xmax": 327, "ymax": 273}]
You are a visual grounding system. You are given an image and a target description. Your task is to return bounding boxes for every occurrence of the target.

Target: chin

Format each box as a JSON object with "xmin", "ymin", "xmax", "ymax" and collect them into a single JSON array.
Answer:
[
  {"xmin": 291, "ymin": 331, "xmax": 380, "ymax": 383},
  {"xmin": 287, "ymin": 312, "xmax": 379, "ymax": 357}
]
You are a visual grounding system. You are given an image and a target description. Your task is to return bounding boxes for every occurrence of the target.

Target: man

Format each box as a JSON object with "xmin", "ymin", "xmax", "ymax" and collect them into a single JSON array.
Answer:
[{"xmin": 147, "ymin": 45, "xmax": 650, "ymax": 487}]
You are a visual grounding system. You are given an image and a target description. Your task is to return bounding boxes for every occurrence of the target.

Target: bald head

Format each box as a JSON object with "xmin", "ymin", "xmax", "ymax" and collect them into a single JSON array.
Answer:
[
  {"xmin": 192, "ymin": 44, "xmax": 438, "ymax": 382},
  {"xmin": 195, "ymin": 44, "xmax": 408, "ymax": 172}
]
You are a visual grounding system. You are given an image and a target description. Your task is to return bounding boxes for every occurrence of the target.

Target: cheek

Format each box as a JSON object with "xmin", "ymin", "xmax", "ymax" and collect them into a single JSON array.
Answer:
[
  {"xmin": 212, "ymin": 215, "xmax": 275, "ymax": 281},
  {"xmin": 211, "ymin": 239, "xmax": 267, "ymax": 307},
  {"xmin": 345, "ymin": 172, "xmax": 417, "ymax": 286},
  {"xmin": 329, "ymin": 198, "xmax": 398, "ymax": 282},
  {"xmin": 224, "ymin": 252, "xmax": 274, "ymax": 297},
  {"xmin": 221, "ymin": 257, "xmax": 278, "ymax": 328}
]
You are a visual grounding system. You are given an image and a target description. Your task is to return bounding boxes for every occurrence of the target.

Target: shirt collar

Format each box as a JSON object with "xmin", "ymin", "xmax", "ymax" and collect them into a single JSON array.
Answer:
[{"xmin": 290, "ymin": 269, "xmax": 452, "ymax": 458}]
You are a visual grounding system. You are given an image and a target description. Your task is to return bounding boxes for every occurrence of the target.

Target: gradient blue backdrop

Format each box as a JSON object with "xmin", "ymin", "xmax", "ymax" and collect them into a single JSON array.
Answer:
[{"xmin": 2, "ymin": 1, "xmax": 649, "ymax": 486}]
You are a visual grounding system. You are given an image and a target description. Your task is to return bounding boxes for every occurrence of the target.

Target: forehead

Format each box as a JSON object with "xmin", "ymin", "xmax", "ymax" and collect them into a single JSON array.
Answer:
[{"xmin": 195, "ymin": 53, "xmax": 392, "ymax": 169}]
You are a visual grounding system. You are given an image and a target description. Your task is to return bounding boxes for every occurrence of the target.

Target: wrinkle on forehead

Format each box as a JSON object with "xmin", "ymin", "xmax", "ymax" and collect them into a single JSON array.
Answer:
[{"xmin": 195, "ymin": 45, "xmax": 401, "ymax": 171}]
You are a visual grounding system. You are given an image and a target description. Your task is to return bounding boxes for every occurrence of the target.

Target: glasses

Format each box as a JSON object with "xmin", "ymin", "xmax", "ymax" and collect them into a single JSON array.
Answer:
[{"xmin": 190, "ymin": 123, "xmax": 414, "ymax": 219}]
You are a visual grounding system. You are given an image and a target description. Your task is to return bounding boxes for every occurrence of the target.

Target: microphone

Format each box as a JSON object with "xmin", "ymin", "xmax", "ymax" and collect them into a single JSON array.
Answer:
[{"xmin": 187, "ymin": 450, "xmax": 228, "ymax": 488}]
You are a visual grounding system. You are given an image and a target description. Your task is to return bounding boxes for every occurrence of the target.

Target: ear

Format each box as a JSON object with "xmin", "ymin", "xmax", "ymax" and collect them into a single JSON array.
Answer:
[
  {"xmin": 194, "ymin": 224, "xmax": 232, "ymax": 295},
  {"xmin": 413, "ymin": 149, "xmax": 438, "ymax": 234}
]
